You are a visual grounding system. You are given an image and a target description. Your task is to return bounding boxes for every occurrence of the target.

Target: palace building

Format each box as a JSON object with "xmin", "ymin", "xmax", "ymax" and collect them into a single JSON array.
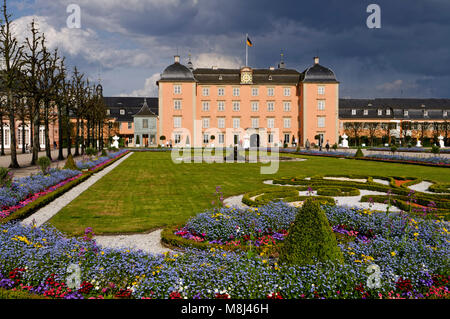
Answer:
[{"xmin": 103, "ymin": 55, "xmax": 450, "ymax": 148}]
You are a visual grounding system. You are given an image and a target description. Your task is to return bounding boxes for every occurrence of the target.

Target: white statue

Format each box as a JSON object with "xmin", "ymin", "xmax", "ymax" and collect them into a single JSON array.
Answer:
[
  {"xmin": 111, "ymin": 135, "xmax": 120, "ymax": 148},
  {"xmin": 243, "ymin": 133, "xmax": 250, "ymax": 149},
  {"xmin": 341, "ymin": 134, "xmax": 349, "ymax": 148},
  {"xmin": 438, "ymin": 135, "xmax": 445, "ymax": 148},
  {"xmin": 416, "ymin": 139, "xmax": 422, "ymax": 147}
]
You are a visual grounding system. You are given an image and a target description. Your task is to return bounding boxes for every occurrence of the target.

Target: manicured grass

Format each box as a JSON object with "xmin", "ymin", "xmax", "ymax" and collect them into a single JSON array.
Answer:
[{"xmin": 48, "ymin": 151, "xmax": 450, "ymax": 236}]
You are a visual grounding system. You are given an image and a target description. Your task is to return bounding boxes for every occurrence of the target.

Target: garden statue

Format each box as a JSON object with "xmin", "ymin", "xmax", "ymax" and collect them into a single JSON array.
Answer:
[
  {"xmin": 438, "ymin": 135, "xmax": 445, "ymax": 148},
  {"xmin": 416, "ymin": 139, "xmax": 422, "ymax": 147},
  {"xmin": 341, "ymin": 134, "xmax": 349, "ymax": 148},
  {"xmin": 111, "ymin": 135, "xmax": 120, "ymax": 149}
]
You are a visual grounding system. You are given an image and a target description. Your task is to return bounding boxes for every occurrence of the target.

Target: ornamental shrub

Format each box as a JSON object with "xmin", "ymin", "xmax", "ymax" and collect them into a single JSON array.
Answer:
[
  {"xmin": 85, "ymin": 147, "xmax": 97, "ymax": 156},
  {"xmin": 431, "ymin": 145, "xmax": 440, "ymax": 154},
  {"xmin": 279, "ymin": 198, "xmax": 344, "ymax": 266},
  {"xmin": 0, "ymin": 167, "xmax": 13, "ymax": 188},
  {"xmin": 37, "ymin": 156, "xmax": 51, "ymax": 174},
  {"xmin": 63, "ymin": 154, "xmax": 78, "ymax": 171},
  {"xmin": 354, "ymin": 148, "xmax": 364, "ymax": 158}
]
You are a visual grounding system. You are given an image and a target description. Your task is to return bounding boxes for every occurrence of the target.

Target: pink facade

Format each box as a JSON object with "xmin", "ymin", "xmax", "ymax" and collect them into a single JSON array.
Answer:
[{"xmin": 156, "ymin": 56, "xmax": 339, "ymax": 148}]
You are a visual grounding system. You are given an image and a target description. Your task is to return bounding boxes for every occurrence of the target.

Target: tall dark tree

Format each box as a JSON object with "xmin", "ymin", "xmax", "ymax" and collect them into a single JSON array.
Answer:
[{"xmin": 0, "ymin": 0, "xmax": 24, "ymax": 168}]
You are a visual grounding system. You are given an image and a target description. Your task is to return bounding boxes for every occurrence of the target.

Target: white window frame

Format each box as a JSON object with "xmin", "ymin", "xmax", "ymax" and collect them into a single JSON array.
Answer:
[
  {"xmin": 283, "ymin": 117, "xmax": 291, "ymax": 129},
  {"xmin": 267, "ymin": 101, "xmax": 275, "ymax": 112},
  {"xmin": 173, "ymin": 116, "xmax": 182, "ymax": 128},
  {"xmin": 283, "ymin": 87, "xmax": 291, "ymax": 97},
  {"xmin": 283, "ymin": 101, "xmax": 291, "ymax": 112},
  {"xmin": 174, "ymin": 84, "xmax": 181, "ymax": 94},
  {"xmin": 232, "ymin": 87, "xmax": 240, "ymax": 97},
  {"xmin": 251, "ymin": 117, "xmax": 259, "ymax": 129},
  {"xmin": 232, "ymin": 118, "xmax": 240, "ymax": 129},
  {"xmin": 202, "ymin": 117, "xmax": 210, "ymax": 129},
  {"xmin": 251, "ymin": 101, "xmax": 259, "ymax": 112},
  {"xmin": 267, "ymin": 87, "xmax": 274, "ymax": 97},
  {"xmin": 318, "ymin": 86, "xmax": 325, "ymax": 95},
  {"xmin": 217, "ymin": 101, "xmax": 225, "ymax": 112},
  {"xmin": 378, "ymin": 109, "xmax": 383, "ymax": 116},
  {"xmin": 120, "ymin": 109, "xmax": 125, "ymax": 115},
  {"xmin": 318, "ymin": 116, "xmax": 326, "ymax": 128},
  {"xmin": 202, "ymin": 101, "xmax": 210, "ymax": 112},
  {"xmin": 202, "ymin": 87, "xmax": 210, "ymax": 96},
  {"xmin": 174, "ymin": 100, "xmax": 182, "ymax": 110},
  {"xmin": 232, "ymin": 101, "xmax": 240, "ymax": 112},
  {"xmin": 218, "ymin": 133, "xmax": 225, "ymax": 144},
  {"xmin": 317, "ymin": 100, "xmax": 325, "ymax": 111},
  {"xmin": 218, "ymin": 87, "xmax": 225, "ymax": 96},
  {"xmin": 351, "ymin": 109, "xmax": 357, "ymax": 115},
  {"xmin": 251, "ymin": 87, "xmax": 259, "ymax": 96},
  {"xmin": 218, "ymin": 118, "xmax": 225, "ymax": 129},
  {"xmin": 267, "ymin": 118, "xmax": 275, "ymax": 129}
]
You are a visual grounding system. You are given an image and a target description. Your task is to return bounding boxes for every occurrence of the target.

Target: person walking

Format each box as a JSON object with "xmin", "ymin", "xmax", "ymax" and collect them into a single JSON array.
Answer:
[
  {"xmin": 305, "ymin": 139, "xmax": 310, "ymax": 150},
  {"xmin": 326, "ymin": 140, "xmax": 330, "ymax": 152}
]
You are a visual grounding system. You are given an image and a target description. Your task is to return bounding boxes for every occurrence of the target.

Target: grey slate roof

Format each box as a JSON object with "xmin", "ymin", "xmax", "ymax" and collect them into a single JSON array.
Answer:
[
  {"xmin": 193, "ymin": 68, "xmax": 301, "ymax": 85},
  {"xmin": 159, "ymin": 62, "xmax": 195, "ymax": 82},
  {"xmin": 103, "ymin": 97, "xmax": 158, "ymax": 122},
  {"xmin": 339, "ymin": 98, "xmax": 450, "ymax": 120},
  {"xmin": 302, "ymin": 63, "xmax": 338, "ymax": 83}
]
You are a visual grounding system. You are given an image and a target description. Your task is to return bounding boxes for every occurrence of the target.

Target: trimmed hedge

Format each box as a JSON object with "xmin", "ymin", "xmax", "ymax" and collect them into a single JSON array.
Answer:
[
  {"xmin": 0, "ymin": 288, "xmax": 49, "ymax": 299},
  {"xmin": 242, "ymin": 187, "xmax": 335, "ymax": 206},
  {"xmin": 279, "ymin": 198, "xmax": 344, "ymax": 266},
  {"xmin": 0, "ymin": 173, "xmax": 91, "ymax": 225},
  {"xmin": 316, "ymin": 187, "xmax": 360, "ymax": 197}
]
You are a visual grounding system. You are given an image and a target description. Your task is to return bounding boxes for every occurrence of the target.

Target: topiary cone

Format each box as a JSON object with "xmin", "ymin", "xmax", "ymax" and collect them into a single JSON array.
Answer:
[
  {"xmin": 279, "ymin": 198, "xmax": 344, "ymax": 266},
  {"xmin": 64, "ymin": 154, "xmax": 78, "ymax": 171}
]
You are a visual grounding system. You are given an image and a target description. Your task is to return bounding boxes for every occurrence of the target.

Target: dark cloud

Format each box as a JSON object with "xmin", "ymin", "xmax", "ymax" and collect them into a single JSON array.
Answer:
[{"xmin": 17, "ymin": 0, "xmax": 450, "ymax": 98}]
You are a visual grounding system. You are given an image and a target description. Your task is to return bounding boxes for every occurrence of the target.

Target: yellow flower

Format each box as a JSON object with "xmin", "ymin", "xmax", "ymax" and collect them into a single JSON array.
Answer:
[
  {"xmin": 354, "ymin": 260, "xmax": 362, "ymax": 263},
  {"xmin": 222, "ymin": 253, "xmax": 227, "ymax": 257},
  {"xmin": 413, "ymin": 232, "xmax": 419, "ymax": 237},
  {"xmin": 391, "ymin": 251, "xmax": 396, "ymax": 257},
  {"xmin": 100, "ymin": 251, "xmax": 105, "ymax": 255}
]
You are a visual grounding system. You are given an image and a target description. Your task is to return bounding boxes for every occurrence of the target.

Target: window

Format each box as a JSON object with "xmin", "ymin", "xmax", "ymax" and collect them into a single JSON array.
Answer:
[
  {"xmin": 218, "ymin": 118, "xmax": 225, "ymax": 129},
  {"xmin": 173, "ymin": 85, "xmax": 181, "ymax": 94},
  {"xmin": 174, "ymin": 100, "xmax": 182, "ymax": 110},
  {"xmin": 120, "ymin": 109, "xmax": 125, "ymax": 115},
  {"xmin": 173, "ymin": 116, "xmax": 182, "ymax": 128},
  {"xmin": 251, "ymin": 118, "xmax": 259, "ymax": 128},
  {"xmin": 202, "ymin": 87, "xmax": 210, "ymax": 96},
  {"xmin": 351, "ymin": 109, "xmax": 357, "ymax": 115},
  {"xmin": 128, "ymin": 122, "xmax": 132, "ymax": 129},
  {"xmin": 284, "ymin": 134, "xmax": 290, "ymax": 144},
  {"xmin": 143, "ymin": 119, "xmax": 148, "ymax": 129},
  {"xmin": 202, "ymin": 101, "xmax": 210, "ymax": 111},
  {"xmin": 232, "ymin": 101, "xmax": 240, "ymax": 112},
  {"xmin": 444, "ymin": 110, "xmax": 448, "ymax": 117},
  {"xmin": 378, "ymin": 109, "xmax": 383, "ymax": 116},
  {"xmin": 218, "ymin": 87, "xmax": 225, "ymax": 96},
  {"xmin": 106, "ymin": 109, "xmax": 110, "ymax": 115},
  {"xmin": 364, "ymin": 109, "xmax": 368, "ymax": 116},
  {"xmin": 268, "ymin": 133, "xmax": 273, "ymax": 143},
  {"xmin": 283, "ymin": 102, "xmax": 291, "ymax": 112},
  {"xmin": 174, "ymin": 134, "xmax": 181, "ymax": 144},
  {"xmin": 404, "ymin": 110, "xmax": 409, "ymax": 116},
  {"xmin": 202, "ymin": 118, "xmax": 210, "ymax": 129},
  {"xmin": 318, "ymin": 116, "xmax": 326, "ymax": 128},
  {"xmin": 318, "ymin": 86, "xmax": 325, "ymax": 95},
  {"xmin": 317, "ymin": 100, "xmax": 325, "ymax": 111},
  {"xmin": 423, "ymin": 110, "xmax": 428, "ymax": 117},
  {"xmin": 251, "ymin": 101, "xmax": 259, "ymax": 112},
  {"xmin": 283, "ymin": 87, "xmax": 291, "ymax": 96},
  {"xmin": 267, "ymin": 102, "xmax": 275, "ymax": 112},
  {"xmin": 233, "ymin": 87, "xmax": 240, "ymax": 96},
  {"xmin": 217, "ymin": 101, "xmax": 225, "ymax": 111},
  {"xmin": 218, "ymin": 134, "xmax": 225, "ymax": 144},
  {"xmin": 267, "ymin": 87, "xmax": 274, "ymax": 96},
  {"xmin": 267, "ymin": 118, "xmax": 275, "ymax": 129},
  {"xmin": 386, "ymin": 109, "xmax": 391, "ymax": 115},
  {"xmin": 232, "ymin": 118, "xmax": 240, "ymax": 129},
  {"xmin": 283, "ymin": 118, "xmax": 291, "ymax": 128},
  {"xmin": 203, "ymin": 134, "xmax": 209, "ymax": 144},
  {"xmin": 252, "ymin": 87, "xmax": 259, "ymax": 96}
]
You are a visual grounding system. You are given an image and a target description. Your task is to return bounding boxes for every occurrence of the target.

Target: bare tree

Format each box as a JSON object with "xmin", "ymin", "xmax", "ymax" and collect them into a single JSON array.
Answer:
[{"xmin": 0, "ymin": 0, "xmax": 24, "ymax": 168}]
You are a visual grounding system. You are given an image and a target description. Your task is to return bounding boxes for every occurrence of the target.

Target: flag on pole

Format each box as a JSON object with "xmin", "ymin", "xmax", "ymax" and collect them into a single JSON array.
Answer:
[{"xmin": 246, "ymin": 36, "xmax": 253, "ymax": 47}]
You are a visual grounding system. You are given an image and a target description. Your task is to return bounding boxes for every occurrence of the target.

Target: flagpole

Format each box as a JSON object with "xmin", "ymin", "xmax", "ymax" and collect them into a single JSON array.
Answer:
[{"xmin": 245, "ymin": 33, "xmax": 248, "ymax": 66}]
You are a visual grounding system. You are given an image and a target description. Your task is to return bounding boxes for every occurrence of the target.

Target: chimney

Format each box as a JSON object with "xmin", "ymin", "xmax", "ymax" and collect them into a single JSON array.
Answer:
[
  {"xmin": 174, "ymin": 55, "xmax": 180, "ymax": 63},
  {"xmin": 314, "ymin": 56, "xmax": 319, "ymax": 65}
]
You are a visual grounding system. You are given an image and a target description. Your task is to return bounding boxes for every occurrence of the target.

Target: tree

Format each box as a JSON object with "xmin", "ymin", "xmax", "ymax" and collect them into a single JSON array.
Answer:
[
  {"xmin": 0, "ymin": 0, "xmax": 25, "ymax": 168},
  {"xmin": 365, "ymin": 122, "xmax": 379, "ymax": 146},
  {"xmin": 344, "ymin": 122, "xmax": 363, "ymax": 146}
]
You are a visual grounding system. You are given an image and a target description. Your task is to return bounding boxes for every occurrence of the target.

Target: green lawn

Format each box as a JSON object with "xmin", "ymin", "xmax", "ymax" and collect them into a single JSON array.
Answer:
[{"xmin": 48, "ymin": 151, "xmax": 450, "ymax": 236}]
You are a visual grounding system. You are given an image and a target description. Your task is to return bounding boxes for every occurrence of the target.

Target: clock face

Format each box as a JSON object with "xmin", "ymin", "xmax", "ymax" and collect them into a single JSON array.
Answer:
[{"xmin": 241, "ymin": 72, "xmax": 252, "ymax": 84}]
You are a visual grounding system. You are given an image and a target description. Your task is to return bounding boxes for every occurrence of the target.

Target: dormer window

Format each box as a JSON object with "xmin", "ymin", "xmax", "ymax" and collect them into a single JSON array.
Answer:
[
  {"xmin": 444, "ymin": 110, "xmax": 448, "ymax": 117},
  {"xmin": 106, "ymin": 109, "xmax": 110, "ymax": 115},
  {"xmin": 423, "ymin": 110, "xmax": 428, "ymax": 117},
  {"xmin": 120, "ymin": 109, "xmax": 125, "ymax": 115},
  {"xmin": 386, "ymin": 109, "xmax": 391, "ymax": 115},
  {"xmin": 378, "ymin": 109, "xmax": 383, "ymax": 116},
  {"xmin": 404, "ymin": 110, "xmax": 409, "ymax": 116},
  {"xmin": 363, "ymin": 109, "xmax": 368, "ymax": 116},
  {"xmin": 351, "ymin": 109, "xmax": 357, "ymax": 115}
]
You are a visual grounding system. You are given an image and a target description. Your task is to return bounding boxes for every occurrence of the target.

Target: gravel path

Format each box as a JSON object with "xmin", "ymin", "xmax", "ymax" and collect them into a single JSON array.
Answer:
[
  {"xmin": 95, "ymin": 229, "xmax": 173, "ymax": 255},
  {"xmin": 21, "ymin": 152, "xmax": 134, "ymax": 227},
  {"xmin": 407, "ymin": 181, "xmax": 449, "ymax": 194}
]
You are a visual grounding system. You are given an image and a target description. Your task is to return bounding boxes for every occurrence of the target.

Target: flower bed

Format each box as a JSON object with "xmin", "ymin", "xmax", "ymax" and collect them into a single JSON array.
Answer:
[
  {"xmin": 1, "ymin": 201, "xmax": 448, "ymax": 299},
  {"xmin": 281, "ymin": 149, "xmax": 450, "ymax": 167},
  {"xmin": 76, "ymin": 149, "xmax": 129, "ymax": 171},
  {"xmin": 0, "ymin": 169, "xmax": 82, "ymax": 220}
]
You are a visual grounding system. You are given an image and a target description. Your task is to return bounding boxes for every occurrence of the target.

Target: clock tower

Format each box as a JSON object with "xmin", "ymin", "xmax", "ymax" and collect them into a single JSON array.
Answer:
[{"xmin": 240, "ymin": 67, "xmax": 253, "ymax": 84}]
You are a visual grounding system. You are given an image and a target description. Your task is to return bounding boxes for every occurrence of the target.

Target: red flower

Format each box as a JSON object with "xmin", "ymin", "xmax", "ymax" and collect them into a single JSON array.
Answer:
[
  {"xmin": 169, "ymin": 291, "xmax": 182, "ymax": 299},
  {"xmin": 267, "ymin": 292, "xmax": 283, "ymax": 299}
]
